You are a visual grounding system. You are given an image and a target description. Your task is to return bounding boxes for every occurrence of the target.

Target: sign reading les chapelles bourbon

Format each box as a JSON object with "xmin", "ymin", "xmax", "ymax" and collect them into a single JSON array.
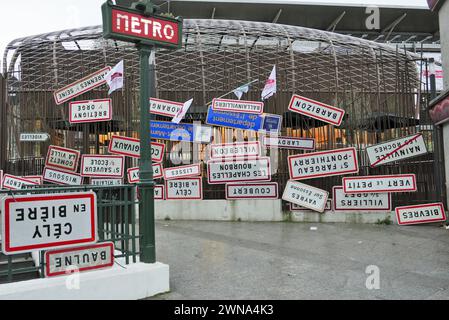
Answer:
[{"xmin": 102, "ymin": 1, "xmax": 183, "ymax": 48}]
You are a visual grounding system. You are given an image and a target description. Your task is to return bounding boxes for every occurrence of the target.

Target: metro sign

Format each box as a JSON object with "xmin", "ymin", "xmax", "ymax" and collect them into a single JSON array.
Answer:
[{"xmin": 102, "ymin": 2, "xmax": 183, "ymax": 49}]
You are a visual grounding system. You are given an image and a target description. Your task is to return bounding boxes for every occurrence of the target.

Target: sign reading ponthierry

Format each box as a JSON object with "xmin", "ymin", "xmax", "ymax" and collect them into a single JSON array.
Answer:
[
  {"xmin": 81, "ymin": 155, "xmax": 124, "ymax": 178},
  {"xmin": 263, "ymin": 136, "xmax": 315, "ymax": 150},
  {"xmin": 366, "ymin": 133, "xmax": 428, "ymax": 167},
  {"xmin": 207, "ymin": 157, "xmax": 271, "ymax": 184},
  {"xmin": 53, "ymin": 66, "xmax": 111, "ymax": 105},
  {"xmin": 165, "ymin": 178, "xmax": 203, "ymax": 200},
  {"xmin": 1, "ymin": 192, "xmax": 97, "ymax": 255},
  {"xmin": 45, "ymin": 242, "xmax": 114, "ymax": 277},
  {"xmin": 43, "ymin": 168, "xmax": 83, "ymax": 186},
  {"xmin": 288, "ymin": 147, "xmax": 358, "ymax": 180},
  {"xmin": 212, "ymin": 98, "xmax": 264, "ymax": 115},
  {"xmin": 108, "ymin": 135, "xmax": 165, "ymax": 162},
  {"xmin": 332, "ymin": 186, "xmax": 391, "ymax": 212},
  {"xmin": 164, "ymin": 163, "xmax": 201, "ymax": 180},
  {"xmin": 69, "ymin": 99, "xmax": 112, "ymax": 124},
  {"xmin": 282, "ymin": 180, "xmax": 329, "ymax": 213},
  {"xmin": 210, "ymin": 142, "xmax": 261, "ymax": 160},
  {"xmin": 342, "ymin": 174, "xmax": 417, "ymax": 194},
  {"xmin": 102, "ymin": 1, "xmax": 183, "ymax": 48},
  {"xmin": 225, "ymin": 182, "xmax": 278, "ymax": 200},
  {"xmin": 395, "ymin": 203, "xmax": 446, "ymax": 225},
  {"xmin": 288, "ymin": 94, "xmax": 345, "ymax": 126},
  {"xmin": 46, "ymin": 146, "xmax": 80, "ymax": 173},
  {"xmin": 20, "ymin": 133, "xmax": 50, "ymax": 142}
]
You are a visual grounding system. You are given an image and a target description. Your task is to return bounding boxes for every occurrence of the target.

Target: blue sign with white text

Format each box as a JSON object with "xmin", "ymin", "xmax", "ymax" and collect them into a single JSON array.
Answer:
[
  {"xmin": 206, "ymin": 107, "xmax": 263, "ymax": 131},
  {"xmin": 150, "ymin": 121, "xmax": 194, "ymax": 142}
]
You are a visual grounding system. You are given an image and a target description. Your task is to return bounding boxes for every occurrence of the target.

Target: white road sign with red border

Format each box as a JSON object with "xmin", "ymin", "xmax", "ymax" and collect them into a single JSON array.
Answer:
[
  {"xmin": 45, "ymin": 145, "xmax": 80, "ymax": 173},
  {"xmin": 164, "ymin": 163, "xmax": 201, "ymax": 180},
  {"xmin": 43, "ymin": 167, "xmax": 83, "ymax": 186},
  {"xmin": 212, "ymin": 98, "xmax": 264, "ymax": 115},
  {"xmin": 209, "ymin": 141, "xmax": 261, "ymax": 160},
  {"xmin": 395, "ymin": 203, "xmax": 446, "ymax": 225},
  {"xmin": 2, "ymin": 174, "xmax": 39, "ymax": 190},
  {"xmin": 288, "ymin": 94, "xmax": 345, "ymax": 126},
  {"xmin": 289, "ymin": 200, "xmax": 332, "ymax": 212},
  {"xmin": 342, "ymin": 174, "xmax": 417, "ymax": 194},
  {"xmin": 225, "ymin": 182, "xmax": 278, "ymax": 200},
  {"xmin": 263, "ymin": 136, "xmax": 315, "ymax": 150},
  {"xmin": 333, "ymin": 186, "xmax": 391, "ymax": 212},
  {"xmin": 69, "ymin": 99, "xmax": 112, "ymax": 124},
  {"xmin": 282, "ymin": 180, "xmax": 329, "ymax": 213},
  {"xmin": 22, "ymin": 176, "xmax": 43, "ymax": 185},
  {"xmin": 165, "ymin": 178, "xmax": 203, "ymax": 200},
  {"xmin": 80, "ymin": 155, "xmax": 124, "ymax": 178},
  {"xmin": 207, "ymin": 157, "xmax": 271, "ymax": 184},
  {"xmin": 91, "ymin": 178, "xmax": 123, "ymax": 186}
]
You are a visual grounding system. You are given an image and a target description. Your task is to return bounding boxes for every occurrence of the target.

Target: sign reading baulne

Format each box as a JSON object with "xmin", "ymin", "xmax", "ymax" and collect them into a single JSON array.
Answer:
[{"xmin": 1, "ymin": 192, "xmax": 97, "ymax": 255}]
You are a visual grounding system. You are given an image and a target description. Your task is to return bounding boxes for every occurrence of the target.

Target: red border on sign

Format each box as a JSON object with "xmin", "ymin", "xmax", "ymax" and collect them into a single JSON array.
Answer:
[
  {"xmin": 288, "ymin": 94, "xmax": 345, "ymax": 126},
  {"xmin": 69, "ymin": 98, "xmax": 113, "ymax": 124},
  {"xmin": 289, "ymin": 200, "xmax": 332, "ymax": 212},
  {"xmin": 108, "ymin": 135, "xmax": 141, "ymax": 159},
  {"xmin": 2, "ymin": 174, "xmax": 39, "ymax": 190},
  {"xmin": 262, "ymin": 135, "xmax": 316, "ymax": 150},
  {"xmin": 395, "ymin": 202, "xmax": 446, "ymax": 225},
  {"xmin": 22, "ymin": 176, "xmax": 43, "ymax": 185},
  {"xmin": 80, "ymin": 155, "xmax": 125, "ymax": 178},
  {"xmin": 150, "ymin": 97, "xmax": 183, "ymax": 117},
  {"xmin": 209, "ymin": 141, "xmax": 261, "ymax": 160},
  {"xmin": 45, "ymin": 145, "xmax": 81, "ymax": 173},
  {"xmin": 45, "ymin": 242, "xmax": 114, "ymax": 277},
  {"xmin": 225, "ymin": 182, "xmax": 279, "ymax": 200},
  {"xmin": 288, "ymin": 147, "xmax": 358, "ymax": 180},
  {"xmin": 165, "ymin": 177, "xmax": 203, "ymax": 200},
  {"xmin": 342, "ymin": 174, "xmax": 417, "ymax": 194},
  {"xmin": 53, "ymin": 66, "xmax": 111, "ymax": 105},
  {"xmin": 332, "ymin": 186, "xmax": 392, "ymax": 211},
  {"xmin": 212, "ymin": 98, "xmax": 264, "ymax": 115},
  {"xmin": 43, "ymin": 167, "xmax": 82, "ymax": 186},
  {"xmin": 154, "ymin": 185, "xmax": 165, "ymax": 200},
  {"xmin": 207, "ymin": 157, "xmax": 271, "ymax": 185},
  {"xmin": 164, "ymin": 163, "xmax": 201, "ymax": 180},
  {"xmin": 3, "ymin": 193, "xmax": 96, "ymax": 254},
  {"xmin": 127, "ymin": 164, "xmax": 164, "ymax": 184}
]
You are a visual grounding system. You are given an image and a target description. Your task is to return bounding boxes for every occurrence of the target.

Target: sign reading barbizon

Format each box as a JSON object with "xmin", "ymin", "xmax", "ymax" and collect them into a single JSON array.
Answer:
[
  {"xmin": 289, "ymin": 200, "xmax": 332, "ymax": 212},
  {"xmin": 342, "ymin": 174, "xmax": 417, "ymax": 194},
  {"xmin": 53, "ymin": 66, "xmax": 111, "ymax": 105},
  {"xmin": 366, "ymin": 133, "xmax": 428, "ymax": 167},
  {"xmin": 288, "ymin": 94, "xmax": 345, "ymax": 126},
  {"xmin": 288, "ymin": 147, "xmax": 358, "ymax": 180},
  {"xmin": 108, "ymin": 135, "xmax": 165, "ymax": 162},
  {"xmin": 262, "ymin": 136, "xmax": 315, "ymax": 150},
  {"xmin": 150, "ymin": 98, "xmax": 183, "ymax": 118},
  {"xmin": 81, "ymin": 155, "xmax": 125, "ymax": 178},
  {"xmin": 282, "ymin": 180, "xmax": 329, "ymax": 213},
  {"xmin": 225, "ymin": 182, "xmax": 278, "ymax": 200},
  {"xmin": 395, "ymin": 203, "xmax": 446, "ymax": 225},
  {"xmin": 46, "ymin": 145, "xmax": 80, "ymax": 173},
  {"xmin": 207, "ymin": 157, "xmax": 271, "ymax": 184},
  {"xmin": 43, "ymin": 167, "xmax": 83, "ymax": 186},
  {"xmin": 212, "ymin": 98, "xmax": 264, "ymax": 115},
  {"xmin": 165, "ymin": 178, "xmax": 203, "ymax": 200},
  {"xmin": 1, "ymin": 192, "xmax": 97, "ymax": 255},
  {"xmin": 45, "ymin": 242, "xmax": 114, "ymax": 277},
  {"xmin": 127, "ymin": 164, "xmax": 163, "ymax": 183},
  {"xmin": 69, "ymin": 99, "xmax": 112, "ymax": 124},
  {"xmin": 209, "ymin": 142, "xmax": 261, "ymax": 160},
  {"xmin": 332, "ymin": 186, "xmax": 391, "ymax": 212}
]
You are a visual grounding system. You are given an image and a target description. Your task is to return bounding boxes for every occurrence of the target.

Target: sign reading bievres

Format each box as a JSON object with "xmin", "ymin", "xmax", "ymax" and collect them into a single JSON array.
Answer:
[
  {"xmin": 288, "ymin": 94, "xmax": 345, "ymax": 126},
  {"xmin": 165, "ymin": 178, "xmax": 203, "ymax": 200},
  {"xmin": 396, "ymin": 203, "xmax": 446, "ymax": 225},
  {"xmin": 209, "ymin": 142, "xmax": 261, "ymax": 160}
]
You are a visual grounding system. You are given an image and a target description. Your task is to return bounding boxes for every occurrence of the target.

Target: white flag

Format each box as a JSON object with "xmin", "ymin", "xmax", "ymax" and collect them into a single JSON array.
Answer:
[
  {"xmin": 261, "ymin": 65, "xmax": 276, "ymax": 100},
  {"xmin": 233, "ymin": 84, "xmax": 250, "ymax": 100},
  {"xmin": 172, "ymin": 98, "xmax": 193, "ymax": 124},
  {"xmin": 105, "ymin": 60, "xmax": 124, "ymax": 95}
]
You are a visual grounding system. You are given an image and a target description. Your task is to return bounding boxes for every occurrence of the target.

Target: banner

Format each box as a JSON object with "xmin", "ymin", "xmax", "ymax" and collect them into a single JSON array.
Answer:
[{"xmin": 165, "ymin": 178, "xmax": 203, "ymax": 200}]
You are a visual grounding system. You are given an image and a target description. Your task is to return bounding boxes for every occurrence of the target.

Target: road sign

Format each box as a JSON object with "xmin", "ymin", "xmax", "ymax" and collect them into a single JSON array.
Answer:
[
  {"xmin": 342, "ymin": 174, "xmax": 417, "ymax": 194},
  {"xmin": 261, "ymin": 114, "xmax": 282, "ymax": 133},
  {"xmin": 225, "ymin": 182, "xmax": 278, "ymax": 200},
  {"xmin": 43, "ymin": 167, "xmax": 83, "ymax": 186},
  {"xmin": 262, "ymin": 136, "xmax": 315, "ymax": 150},
  {"xmin": 288, "ymin": 94, "xmax": 345, "ymax": 126},
  {"xmin": 289, "ymin": 200, "xmax": 332, "ymax": 212},
  {"xmin": 395, "ymin": 203, "xmax": 446, "ymax": 225},
  {"xmin": 45, "ymin": 242, "xmax": 114, "ymax": 277},
  {"xmin": 2, "ymin": 175, "xmax": 39, "ymax": 190},
  {"xmin": 165, "ymin": 178, "xmax": 203, "ymax": 200},
  {"xmin": 154, "ymin": 185, "xmax": 165, "ymax": 200},
  {"xmin": 127, "ymin": 164, "xmax": 163, "ymax": 183},
  {"xmin": 164, "ymin": 163, "xmax": 201, "ymax": 180},
  {"xmin": 212, "ymin": 98, "xmax": 264, "ymax": 115},
  {"xmin": 150, "ymin": 121, "xmax": 212, "ymax": 143},
  {"xmin": 207, "ymin": 157, "xmax": 271, "ymax": 184},
  {"xmin": 81, "ymin": 155, "xmax": 125, "ymax": 178},
  {"xmin": 288, "ymin": 147, "xmax": 358, "ymax": 180},
  {"xmin": 53, "ymin": 66, "xmax": 111, "ymax": 105},
  {"xmin": 282, "ymin": 180, "xmax": 329, "ymax": 213},
  {"xmin": 20, "ymin": 133, "xmax": 50, "ymax": 142},
  {"xmin": 150, "ymin": 97, "xmax": 183, "ymax": 118},
  {"xmin": 91, "ymin": 178, "xmax": 123, "ymax": 186},
  {"xmin": 108, "ymin": 135, "xmax": 165, "ymax": 162},
  {"xmin": 45, "ymin": 146, "xmax": 80, "ymax": 173},
  {"xmin": 1, "ymin": 192, "xmax": 97, "ymax": 255},
  {"xmin": 102, "ymin": 1, "xmax": 183, "ymax": 48},
  {"xmin": 22, "ymin": 176, "xmax": 43, "ymax": 185},
  {"xmin": 332, "ymin": 186, "xmax": 391, "ymax": 212},
  {"xmin": 69, "ymin": 99, "xmax": 112, "ymax": 124},
  {"xmin": 209, "ymin": 141, "xmax": 261, "ymax": 160},
  {"xmin": 206, "ymin": 107, "xmax": 263, "ymax": 131},
  {"xmin": 366, "ymin": 133, "xmax": 428, "ymax": 167}
]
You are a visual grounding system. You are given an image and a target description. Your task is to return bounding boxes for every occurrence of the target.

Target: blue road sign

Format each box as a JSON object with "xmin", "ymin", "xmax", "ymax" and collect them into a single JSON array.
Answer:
[
  {"xmin": 206, "ymin": 107, "xmax": 263, "ymax": 131},
  {"xmin": 262, "ymin": 114, "xmax": 282, "ymax": 133},
  {"xmin": 150, "ymin": 121, "xmax": 212, "ymax": 143}
]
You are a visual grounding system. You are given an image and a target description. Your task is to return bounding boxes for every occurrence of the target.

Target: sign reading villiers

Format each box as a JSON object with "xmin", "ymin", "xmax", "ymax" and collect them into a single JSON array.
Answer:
[
  {"xmin": 288, "ymin": 147, "xmax": 358, "ymax": 180},
  {"xmin": 81, "ymin": 155, "xmax": 124, "ymax": 178},
  {"xmin": 43, "ymin": 168, "xmax": 82, "ymax": 186},
  {"xmin": 207, "ymin": 157, "xmax": 271, "ymax": 184},
  {"xmin": 396, "ymin": 203, "xmax": 446, "ymax": 225},
  {"xmin": 164, "ymin": 163, "xmax": 201, "ymax": 180},
  {"xmin": 225, "ymin": 182, "xmax": 278, "ymax": 200},
  {"xmin": 53, "ymin": 66, "xmax": 111, "ymax": 105},
  {"xmin": 150, "ymin": 98, "xmax": 183, "ymax": 118},
  {"xmin": 282, "ymin": 180, "xmax": 329, "ymax": 213},
  {"xmin": 212, "ymin": 98, "xmax": 264, "ymax": 115},
  {"xmin": 45, "ymin": 242, "xmax": 114, "ymax": 277},
  {"xmin": 343, "ymin": 174, "xmax": 417, "ymax": 194},
  {"xmin": 1, "ymin": 192, "xmax": 97, "ymax": 255},
  {"xmin": 288, "ymin": 94, "xmax": 345, "ymax": 126},
  {"xmin": 263, "ymin": 136, "xmax": 315, "ymax": 150},
  {"xmin": 91, "ymin": 178, "xmax": 123, "ymax": 186},
  {"xmin": 210, "ymin": 142, "xmax": 261, "ymax": 160},
  {"xmin": 108, "ymin": 135, "xmax": 165, "ymax": 162},
  {"xmin": 366, "ymin": 133, "xmax": 428, "ymax": 167},
  {"xmin": 127, "ymin": 164, "xmax": 163, "ymax": 183},
  {"xmin": 69, "ymin": 99, "xmax": 112, "ymax": 124},
  {"xmin": 165, "ymin": 178, "xmax": 203, "ymax": 200},
  {"xmin": 46, "ymin": 146, "xmax": 80, "ymax": 173},
  {"xmin": 333, "ymin": 186, "xmax": 391, "ymax": 212}
]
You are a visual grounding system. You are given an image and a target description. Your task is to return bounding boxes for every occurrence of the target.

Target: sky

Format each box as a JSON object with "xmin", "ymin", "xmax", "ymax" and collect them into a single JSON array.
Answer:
[{"xmin": 0, "ymin": 0, "xmax": 429, "ymax": 71}]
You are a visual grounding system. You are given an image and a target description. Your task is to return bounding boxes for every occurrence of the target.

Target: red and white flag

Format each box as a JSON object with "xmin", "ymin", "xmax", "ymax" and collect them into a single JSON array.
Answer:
[
  {"xmin": 105, "ymin": 60, "xmax": 124, "ymax": 95},
  {"xmin": 172, "ymin": 98, "xmax": 194, "ymax": 124},
  {"xmin": 261, "ymin": 65, "xmax": 277, "ymax": 100}
]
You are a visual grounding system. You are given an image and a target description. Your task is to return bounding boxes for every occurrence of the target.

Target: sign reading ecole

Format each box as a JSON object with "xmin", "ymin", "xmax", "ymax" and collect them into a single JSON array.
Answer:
[
  {"xmin": 69, "ymin": 99, "xmax": 112, "ymax": 124},
  {"xmin": 1, "ymin": 192, "xmax": 97, "ymax": 255},
  {"xmin": 207, "ymin": 157, "xmax": 271, "ymax": 184}
]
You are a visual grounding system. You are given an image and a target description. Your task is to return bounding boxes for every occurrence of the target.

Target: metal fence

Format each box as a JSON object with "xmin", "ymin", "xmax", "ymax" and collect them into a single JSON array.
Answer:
[{"xmin": 0, "ymin": 184, "xmax": 139, "ymax": 284}]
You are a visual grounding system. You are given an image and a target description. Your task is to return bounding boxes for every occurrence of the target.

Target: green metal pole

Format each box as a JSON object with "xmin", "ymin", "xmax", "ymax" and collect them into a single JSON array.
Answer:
[{"xmin": 138, "ymin": 44, "xmax": 156, "ymax": 263}]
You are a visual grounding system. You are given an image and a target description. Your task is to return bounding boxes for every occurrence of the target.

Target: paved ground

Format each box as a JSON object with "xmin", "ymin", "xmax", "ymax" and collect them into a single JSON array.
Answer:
[{"xmin": 151, "ymin": 221, "xmax": 449, "ymax": 300}]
